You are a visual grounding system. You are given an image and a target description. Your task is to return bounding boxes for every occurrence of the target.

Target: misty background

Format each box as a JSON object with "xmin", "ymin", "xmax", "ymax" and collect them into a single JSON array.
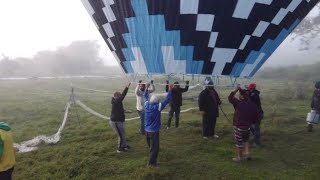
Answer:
[{"xmin": 0, "ymin": 2, "xmax": 319, "ymax": 77}]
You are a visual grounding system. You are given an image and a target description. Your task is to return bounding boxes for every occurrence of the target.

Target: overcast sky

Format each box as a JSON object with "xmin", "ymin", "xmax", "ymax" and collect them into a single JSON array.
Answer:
[{"xmin": 0, "ymin": 0, "xmax": 319, "ymax": 67}]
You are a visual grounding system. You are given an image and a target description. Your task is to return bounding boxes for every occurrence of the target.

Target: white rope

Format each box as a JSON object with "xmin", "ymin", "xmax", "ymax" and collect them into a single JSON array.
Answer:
[
  {"xmin": 14, "ymin": 102, "xmax": 70, "ymax": 153},
  {"xmin": 161, "ymin": 107, "xmax": 198, "ymax": 114},
  {"xmin": 75, "ymin": 100, "xmax": 197, "ymax": 120},
  {"xmin": 73, "ymin": 86, "xmax": 110, "ymax": 93},
  {"xmin": 13, "ymin": 100, "xmax": 197, "ymax": 153},
  {"xmin": 75, "ymin": 100, "xmax": 110, "ymax": 120},
  {"xmin": 73, "ymin": 83, "xmax": 201, "ymax": 96}
]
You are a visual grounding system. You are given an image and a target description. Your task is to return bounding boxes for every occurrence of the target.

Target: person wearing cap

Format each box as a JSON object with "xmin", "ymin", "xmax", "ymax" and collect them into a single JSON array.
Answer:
[
  {"xmin": 144, "ymin": 83, "xmax": 173, "ymax": 167},
  {"xmin": 228, "ymin": 86, "xmax": 259, "ymax": 162},
  {"xmin": 0, "ymin": 122, "xmax": 16, "ymax": 180},
  {"xmin": 198, "ymin": 78, "xmax": 221, "ymax": 139},
  {"xmin": 135, "ymin": 80, "xmax": 155, "ymax": 135},
  {"xmin": 308, "ymin": 81, "xmax": 320, "ymax": 132},
  {"xmin": 109, "ymin": 83, "xmax": 131, "ymax": 153},
  {"xmin": 165, "ymin": 80, "xmax": 189, "ymax": 129},
  {"xmin": 247, "ymin": 83, "xmax": 264, "ymax": 146}
]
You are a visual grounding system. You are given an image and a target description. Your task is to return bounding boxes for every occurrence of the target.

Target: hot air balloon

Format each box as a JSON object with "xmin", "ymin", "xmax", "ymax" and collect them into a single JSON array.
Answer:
[{"xmin": 81, "ymin": 0, "xmax": 319, "ymax": 78}]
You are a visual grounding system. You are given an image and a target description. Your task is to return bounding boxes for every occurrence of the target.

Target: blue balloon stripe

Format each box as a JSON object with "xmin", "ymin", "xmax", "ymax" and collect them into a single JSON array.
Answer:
[
  {"xmin": 121, "ymin": 0, "xmax": 205, "ymax": 74},
  {"xmin": 250, "ymin": 19, "xmax": 301, "ymax": 77},
  {"xmin": 230, "ymin": 18, "xmax": 301, "ymax": 77},
  {"xmin": 83, "ymin": 0, "xmax": 318, "ymax": 76}
]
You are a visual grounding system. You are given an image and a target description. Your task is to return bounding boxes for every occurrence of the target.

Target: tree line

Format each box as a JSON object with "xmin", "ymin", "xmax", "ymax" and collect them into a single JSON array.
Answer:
[{"xmin": 0, "ymin": 40, "xmax": 121, "ymax": 77}]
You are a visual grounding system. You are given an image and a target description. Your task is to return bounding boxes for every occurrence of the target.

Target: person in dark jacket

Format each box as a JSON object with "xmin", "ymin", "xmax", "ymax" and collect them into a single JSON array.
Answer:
[
  {"xmin": 109, "ymin": 82, "xmax": 131, "ymax": 153},
  {"xmin": 229, "ymin": 86, "xmax": 259, "ymax": 162},
  {"xmin": 247, "ymin": 83, "xmax": 264, "ymax": 146},
  {"xmin": 307, "ymin": 81, "xmax": 320, "ymax": 132},
  {"xmin": 198, "ymin": 78, "xmax": 221, "ymax": 139},
  {"xmin": 165, "ymin": 80, "xmax": 189, "ymax": 129},
  {"xmin": 144, "ymin": 83, "xmax": 173, "ymax": 167}
]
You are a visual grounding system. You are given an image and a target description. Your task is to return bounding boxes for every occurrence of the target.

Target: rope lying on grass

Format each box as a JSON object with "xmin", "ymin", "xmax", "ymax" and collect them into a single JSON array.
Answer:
[
  {"xmin": 12, "ymin": 97, "xmax": 196, "ymax": 153},
  {"xmin": 14, "ymin": 102, "xmax": 70, "ymax": 153}
]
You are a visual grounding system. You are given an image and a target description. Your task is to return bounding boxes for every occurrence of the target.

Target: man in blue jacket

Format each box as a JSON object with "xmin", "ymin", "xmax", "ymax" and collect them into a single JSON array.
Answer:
[{"xmin": 144, "ymin": 83, "xmax": 173, "ymax": 167}]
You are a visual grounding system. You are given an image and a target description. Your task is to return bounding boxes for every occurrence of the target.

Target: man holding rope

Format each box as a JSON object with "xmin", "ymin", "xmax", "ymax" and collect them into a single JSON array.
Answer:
[
  {"xmin": 135, "ymin": 80, "xmax": 155, "ymax": 135},
  {"xmin": 198, "ymin": 78, "xmax": 221, "ymax": 139},
  {"xmin": 165, "ymin": 80, "xmax": 189, "ymax": 129},
  {"xmin": 247, "ymin": 83, "xmax": 264, "ymax": 146},
  {"xmin": 144, "ymin": 83, "xmax": 173, "ymax": 167},
  {"xmin": 228, "ymin": 85, "xmax": 259, "ymax": 162},
  {"xmin": 109, "ymin": 83, "xmax": 131, "ymax": 153}
]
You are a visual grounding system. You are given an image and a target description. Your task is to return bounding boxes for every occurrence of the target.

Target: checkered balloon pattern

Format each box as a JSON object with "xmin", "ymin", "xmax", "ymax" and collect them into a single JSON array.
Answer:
[{"xmin": 82, "ymin": 0, "xmax": 319, "ymax": 77}]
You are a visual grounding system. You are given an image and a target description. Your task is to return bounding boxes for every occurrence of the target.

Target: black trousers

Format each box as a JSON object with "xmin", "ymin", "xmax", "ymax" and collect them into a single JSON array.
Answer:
[
  {"xmin": 0, "ymin": 167, "xmax": 14, "ymax": 180},
  {"xmin": 146, "ymin": 132, "xmax": 159, "ymax": 166},
  {"xmin": 167, "ymin": 105, "xmax": 181, "ymax": 128},
  {"xmin": 202, "ymin": 113, "xmax": 217, "ymax": 137}
]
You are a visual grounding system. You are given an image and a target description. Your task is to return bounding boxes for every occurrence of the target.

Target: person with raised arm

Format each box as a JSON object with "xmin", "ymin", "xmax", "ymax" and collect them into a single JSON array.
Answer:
[
  {"xmin": 144, "ymin": 83, "xmax": 173, "ymax": 167},
  {"xmin": 135, "ymin": 80, "xmax": 155, "ymax": 135},
  {"xmin": 165, "ymin": 80, "xmax": 189, "ymax": 129},
  {"xmin": 109, "ymin": 82, "xmax": 131, "ymax": 153},
  {"xmin": 228, "ymin": 85, "xmax": 259, "ymax": 162}
]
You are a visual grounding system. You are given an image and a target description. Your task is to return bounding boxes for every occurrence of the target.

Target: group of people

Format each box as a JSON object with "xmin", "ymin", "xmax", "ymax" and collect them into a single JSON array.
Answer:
[
  {"xmin": 109, "ymin": 78, "xmax": 264, "ymax": 166},
  {"xmin": 198, "ymin": 78, "xmax": 263, "ymax": 162},
  {"xmin": 1, "ymin": 80, "xmax": 319, "ymax": 178}
]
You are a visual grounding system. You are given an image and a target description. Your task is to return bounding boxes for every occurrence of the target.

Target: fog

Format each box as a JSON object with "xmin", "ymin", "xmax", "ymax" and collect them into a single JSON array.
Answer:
[{"xmin": 0, "ymin": 41, "xmax": 122, "ymax": 77}]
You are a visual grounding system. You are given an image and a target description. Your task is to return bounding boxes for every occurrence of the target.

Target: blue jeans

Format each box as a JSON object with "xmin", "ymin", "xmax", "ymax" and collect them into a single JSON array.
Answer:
[
  {"xmin": 167, "ymin": 105, "xmax": 181, "ymax": 128},
  {"xmin": 146, "ymin": 132, "xmax": 159, "ymax": 166},
  {"xmin": 109, "ymin": 121, "xmax": 127, "ymax": 149},
  {"xmin": 138, "ymin": 110, "xmax": 145, "ymax": 135}
]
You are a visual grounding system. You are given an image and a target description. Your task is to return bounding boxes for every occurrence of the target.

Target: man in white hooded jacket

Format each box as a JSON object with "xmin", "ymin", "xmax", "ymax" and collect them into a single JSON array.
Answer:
[{"xmin": 135, "ymin": 80, "xmax": 155, "ymax": 135}]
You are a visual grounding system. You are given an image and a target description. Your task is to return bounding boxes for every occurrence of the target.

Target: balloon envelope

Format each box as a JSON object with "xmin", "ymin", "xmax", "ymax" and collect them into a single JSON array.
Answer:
[{"xmin": 82, "ymin": 0, "xmax": 319, "ymax": 77}]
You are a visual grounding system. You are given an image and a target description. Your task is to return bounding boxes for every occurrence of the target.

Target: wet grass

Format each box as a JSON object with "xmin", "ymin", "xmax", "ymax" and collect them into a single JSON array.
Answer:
[{"xmin": 1, "ymin": 78, "xmax": 320, "ymax": 179}]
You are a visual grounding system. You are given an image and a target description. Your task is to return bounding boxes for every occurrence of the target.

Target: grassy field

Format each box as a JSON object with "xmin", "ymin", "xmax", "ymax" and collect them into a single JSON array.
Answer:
[{"xmin": 1, "ymin": 77, "xmax": 320, "ymax": 179}]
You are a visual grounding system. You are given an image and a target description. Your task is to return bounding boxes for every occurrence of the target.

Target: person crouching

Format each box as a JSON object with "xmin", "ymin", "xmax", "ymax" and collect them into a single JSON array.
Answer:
[
  {"xmin": 144, "ymin": 83, "xmax": 173, "ymax": 167},
  {"xmin": 228, "ymin": 86, "xmax": 259, "ymax": 162},
  {"xmin": 109, "ymin": 83, "xmax": 131, "ymax": 153}
]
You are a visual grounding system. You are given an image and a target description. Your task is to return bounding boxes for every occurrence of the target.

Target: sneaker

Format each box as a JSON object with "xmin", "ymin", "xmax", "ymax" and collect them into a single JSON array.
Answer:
[
  {"xmin": 244, "ymin": 154, "xmax": 252, "ymax": 160},
  {"xmin": 203, "ymin": 136, "xmax": 209, "ymax": 140},
  {"xmin": 148, "ymin": 164, "xmax": 158, "ymax": 168},
  {"xmin": 213, "ymin": 134, "xmax": 219, "ymax": 139},
  {"xmin": 124, "ymin": 145, "xmax": 131, "ymax": 150},
  {"xmin": 253, "ymin": 143, "xmax": 261, "ymax": 148},
  {"xmin": 117, "ymin": 148, "xmax": 128, "ymax": 153},
  {"xmin": 232, "ymin": 157, "xmax": 243, "ymax": 162}
]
